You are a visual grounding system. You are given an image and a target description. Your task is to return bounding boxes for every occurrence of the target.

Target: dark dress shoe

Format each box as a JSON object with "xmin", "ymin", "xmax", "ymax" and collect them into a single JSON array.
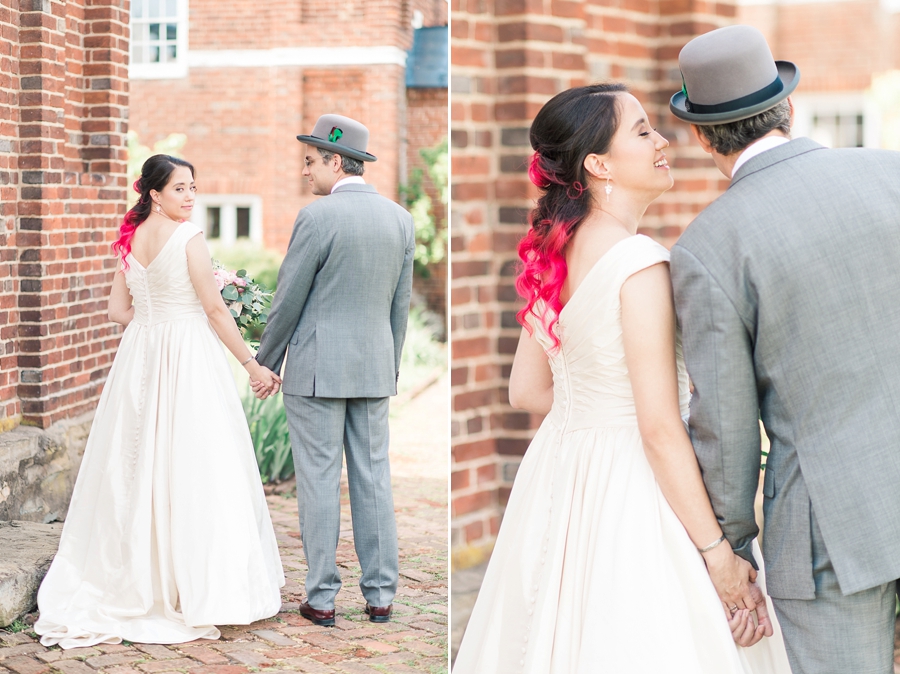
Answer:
[
  {"xmin": 299, "ymin": 600, "xmax": 335, "ymax": 626},
  {"xmin": 365, "ymin": 603, "xmax": 392, "ymax": 623}
]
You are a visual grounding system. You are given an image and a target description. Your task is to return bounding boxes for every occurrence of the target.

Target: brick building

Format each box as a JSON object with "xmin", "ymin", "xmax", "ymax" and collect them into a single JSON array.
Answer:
[
  {"xmin": 450, "ymin": 0, "xmax": 900, "ymax": 568},
  {"xmin": 739, "ymin": 0, "xmax": 900, "ymax": 150},
  {"xmin": 1, "ymin": 0, "xmax": 129, "ymax": 521},
  {"xmin": 127, "ymin": 0, "xmax": 449, "ymax": 317}
]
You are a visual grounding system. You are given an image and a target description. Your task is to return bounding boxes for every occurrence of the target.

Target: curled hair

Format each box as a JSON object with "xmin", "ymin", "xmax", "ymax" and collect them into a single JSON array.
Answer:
[
  {"xmin": 697, "ymin": 99, "xmax": 792, "ymax": 155},
  {"xmin": 516, "ymin": 83, "xmax": 627, "ymax": 346},
  {"xmin": 113, "ymin": 154, "xmax": 195, "ymax": 270}
]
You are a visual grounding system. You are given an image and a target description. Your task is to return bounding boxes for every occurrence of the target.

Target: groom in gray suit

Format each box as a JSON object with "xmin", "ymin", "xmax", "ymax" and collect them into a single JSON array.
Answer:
[
  {"xmin": 254, "ymin": 114, "xmax": 415, "ymax": 626},
  {"xmin": 670, "ymin": 25, "xmax": 900, "ymax": 674}
]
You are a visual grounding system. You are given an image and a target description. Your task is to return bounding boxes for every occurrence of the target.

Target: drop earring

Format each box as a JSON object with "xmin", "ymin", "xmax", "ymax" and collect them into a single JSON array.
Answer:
[
  {"xmin": 605, "ymin": 177, "xmax": 612, "ymax": 202},
  {"xmin": 156, "ymin": 203, "xmax": 161, "ymax": 214}
]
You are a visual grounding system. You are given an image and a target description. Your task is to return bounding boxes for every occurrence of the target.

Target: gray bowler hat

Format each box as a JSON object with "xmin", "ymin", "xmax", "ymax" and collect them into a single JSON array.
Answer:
[
  {"xmin": 297, "ymin": 113, "xmax": 377, "ymax": 162},
  {"xmin": 670, "ymin": 25, "xmax": 800, "ymax": 125}
]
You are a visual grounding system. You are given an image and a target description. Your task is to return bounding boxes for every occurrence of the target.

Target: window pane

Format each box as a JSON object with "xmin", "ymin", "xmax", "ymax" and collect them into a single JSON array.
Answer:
[
  {"xmin": 131, "ymin": 44, "xmax": 143, "ymax": 64},
  {"xmin": 149, "ymin": 45, "xmax": 160, "ymax": 63},
  {"xmin": 166, "ymin": 23, "xmax": 177, "ymax": 40},
  {"xmin": 166, "ymin": 44, "xmax": 177, "ymax": 61},
  {"xmin": 134, "ymin": 0, "xmax": 144, "ymax": 18},
  {"xmin": 134, "ymin": 22, "xmax": 148, "ymax": 44},
  {"xmin": 149, "ymin": 23, "xmax": 160, "ymax": 39},
  {"xmin": 149, "ymin": 0, "xmax": 160, "ymax": 17},
  {"xmin": 166, "ymin": 0, "xmax": 177, "ymax": 17},
  {"xmin": 207, "ymin": 208, "xmax": 221, "ymax": 239},
  {"xmin": 236, "ymin": 208, "xmax": 251, "ymax": 238}
]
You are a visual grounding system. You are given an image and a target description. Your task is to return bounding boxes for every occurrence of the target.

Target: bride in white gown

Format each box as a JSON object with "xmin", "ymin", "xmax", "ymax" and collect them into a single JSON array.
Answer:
[
  {"xmin": 453, "ymin": 85, "xmax": 792, "ymax": 672},
  {"xmin": 35, "ymin": 155, "xmax": 285, "ymax": 649}
]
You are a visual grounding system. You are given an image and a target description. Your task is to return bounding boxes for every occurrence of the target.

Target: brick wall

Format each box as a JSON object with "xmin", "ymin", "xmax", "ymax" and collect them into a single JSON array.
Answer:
[
  {"xmin": 0, "ymin": 0, "xmax": 20, "ymax": 427},
  {"xmin": 450, "ymin": 0, "xmax": 736, "ymax": 567},
  {"xmin": 741, "ymin": 0, "xmax": 900, "ymax": 92},
  {"xmin": 0, "ymin": 0, "xmax": 129, "ymax": 430},
  {"xmin": 131, "ymin": 0, "xmax": 448, "ymax": 270}
]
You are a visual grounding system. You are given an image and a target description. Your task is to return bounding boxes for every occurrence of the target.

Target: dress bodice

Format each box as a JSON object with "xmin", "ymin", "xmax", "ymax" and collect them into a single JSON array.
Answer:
[
  {"xmin": 124, "ymin": 222, "xmax": 206, "ymax": 325},
  {"xmin": 532, "ymin": 235, "xmax": 690, "ymax": 431}
]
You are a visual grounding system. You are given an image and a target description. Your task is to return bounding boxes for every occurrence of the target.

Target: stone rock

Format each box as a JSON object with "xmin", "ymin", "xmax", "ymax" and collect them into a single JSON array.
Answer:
[
  {"xmin": 0, "ymin": 520, "xmax": 62, "ymax": 627},
  {"xmin": 0, "ymin": 412, "xmax": 93, "ymax": 523}
]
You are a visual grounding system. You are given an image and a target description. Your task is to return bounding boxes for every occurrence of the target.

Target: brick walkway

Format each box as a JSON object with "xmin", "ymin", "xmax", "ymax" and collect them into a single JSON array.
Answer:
[{"xmin": 1, "ymin": 375, "xmax": 449, "ymax": 674}]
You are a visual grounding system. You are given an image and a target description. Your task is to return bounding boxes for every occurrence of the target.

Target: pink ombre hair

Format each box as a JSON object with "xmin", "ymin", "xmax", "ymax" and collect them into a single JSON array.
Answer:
[
  {"xmin": 112, "ymin": 154, "xmax": 195, "ymax": 270},
  {"xmin": 516, "ymin": 84, "xmax": 626, "ymax": 347}
]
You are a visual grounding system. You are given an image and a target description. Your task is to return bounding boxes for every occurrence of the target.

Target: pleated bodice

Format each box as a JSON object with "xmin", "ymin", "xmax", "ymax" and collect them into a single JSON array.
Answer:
[
  {"xmin": 126, "ymin": 222, "xmax": 206, "ymax": 325},
  {"xmin": 532, "ymin": 235, "xmax": 690, "ymax": 431}
]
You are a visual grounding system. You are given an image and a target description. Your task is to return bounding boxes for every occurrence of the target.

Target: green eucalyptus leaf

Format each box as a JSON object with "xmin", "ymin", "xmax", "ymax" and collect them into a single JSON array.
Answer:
[
  {"xmin": 229, "ymin": 308, "xmax": 239, "ymax": 318},
  {"xmin": 222, "ymin": 285, "xmax": 239, "ymax": 301}
]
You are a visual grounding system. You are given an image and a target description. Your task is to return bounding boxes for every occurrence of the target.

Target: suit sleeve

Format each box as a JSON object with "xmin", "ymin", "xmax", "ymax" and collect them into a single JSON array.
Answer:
[
  {"xmin": 670, "ymin": 243, "xmax": 761, "ymax": 568},
  {"xmin": 255, "ymin": 208, "xmax": 320, "ymax": 375},
  {"xmin": 389, "ymin": 215, "xmax": 415, "ymax": 386}
]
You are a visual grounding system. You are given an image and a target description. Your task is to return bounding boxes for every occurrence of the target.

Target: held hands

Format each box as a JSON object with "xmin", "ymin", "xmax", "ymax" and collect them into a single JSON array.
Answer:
[
  {"xmin": 723, "ymin": 583, "xmax": 772, "ymax": 647},
  {"xmin": 703, "ymin": 544, "xmax": 774, "ymax": 647},
  {"xmin": 246, "ymin": 361, "xmax": 282, "ymax": 399}
]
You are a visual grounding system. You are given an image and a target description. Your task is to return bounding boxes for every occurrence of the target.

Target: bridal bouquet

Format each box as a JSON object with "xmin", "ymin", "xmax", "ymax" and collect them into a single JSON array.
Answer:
[{"xmin": 212, "ymin": 262, "xmax": 273, "ymax": 340}]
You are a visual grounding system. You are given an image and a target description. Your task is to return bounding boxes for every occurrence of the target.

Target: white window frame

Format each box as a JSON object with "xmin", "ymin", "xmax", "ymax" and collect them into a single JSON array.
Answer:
[
  {"xmin": 193, "ymin": 195, "xmax": 263, "ymax": 246},
  {"xmin": 129, "ymin": 0, "xmax": 189, "ymax": 80},
  {"xmin": 791, "ymin": 92, "xmax": 881, "ymax": 149}
]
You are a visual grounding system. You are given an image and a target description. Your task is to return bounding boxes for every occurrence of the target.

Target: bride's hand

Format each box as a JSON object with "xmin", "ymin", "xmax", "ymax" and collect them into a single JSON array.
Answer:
[
  {"xmin": 725, "ymin": 604, "xmax": 767, "ymax": 647},
  {"xmin": 702, "ymin": 544, "xmax": 757, "ymax": 609},
  {"xmin": 249, "ymin": 364, "xmax": 281, "ymax": 399}
]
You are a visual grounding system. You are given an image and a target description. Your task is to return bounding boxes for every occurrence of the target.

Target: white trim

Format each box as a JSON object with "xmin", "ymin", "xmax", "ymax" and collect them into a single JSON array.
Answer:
[
  {"xmin": 193, "ymin": 194, "xmax": 263, "ymax": 246},
  {"xmin": 130, "ymin": 62, "xmax": 189, "ymax": 80},
  {"xmin": 737, "ymin": 0, "xmax": 860, "ymax": 4},
  {"xmin": 129, "ymin": 0, "xmax": 189, "ymax": 80},
  {"xmin": 791, "ymin": 92, "xmax": 881, "ymax": 148},
  {"xmin": 187, "ymin": 46, "xmax": 408, "ymax": 69}
]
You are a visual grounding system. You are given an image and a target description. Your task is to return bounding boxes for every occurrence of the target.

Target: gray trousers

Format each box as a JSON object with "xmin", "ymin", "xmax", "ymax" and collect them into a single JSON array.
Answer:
[
  {"xmin": 283, "ymin": 394, "xmax": 399, "ymax": 610},
  {"xmin": 772, "ymin": 508, "xmax": 898, "ymax": 674}
]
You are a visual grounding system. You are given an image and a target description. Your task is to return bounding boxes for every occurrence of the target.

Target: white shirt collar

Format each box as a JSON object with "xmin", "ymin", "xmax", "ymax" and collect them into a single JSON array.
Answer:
[
  {"xmin": 731, "ymin": 135, "xmax": 791, "ymax": 178},
  {"xmin": 331, "ymin": 176, "xmax": 366, "ymax": 193}
]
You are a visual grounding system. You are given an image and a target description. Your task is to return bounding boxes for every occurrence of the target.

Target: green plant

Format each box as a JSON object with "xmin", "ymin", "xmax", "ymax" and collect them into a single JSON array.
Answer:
[
  {"xmin": 2, "ymin": 619, "xmax": 28, "ymax": 633},
  {"xmin": 399, "ymin": 137, "xmax": 448, "ymax": 278},
  {"xmin": 127, "ymin": 131, "xmax": 187, "ymax": 197},
  {"xmin": 241, "ymin": 390, "xmax": 294, "ymax": 483}
]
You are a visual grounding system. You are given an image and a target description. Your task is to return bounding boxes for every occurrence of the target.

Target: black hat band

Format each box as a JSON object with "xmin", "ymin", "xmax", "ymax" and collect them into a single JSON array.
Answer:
[{"xmin": 684, "ymin": 75, "xmax": 784, "ymax": 115}]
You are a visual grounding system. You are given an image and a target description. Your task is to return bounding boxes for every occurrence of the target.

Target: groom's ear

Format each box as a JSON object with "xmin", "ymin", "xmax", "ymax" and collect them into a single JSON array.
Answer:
[
  {"xmin": 583, "ymin": 153, "xmax": 609, "ymax": 180},
  {"xmin": 689, "ymin": 124, "xmax": 714, "ymax": 155}
]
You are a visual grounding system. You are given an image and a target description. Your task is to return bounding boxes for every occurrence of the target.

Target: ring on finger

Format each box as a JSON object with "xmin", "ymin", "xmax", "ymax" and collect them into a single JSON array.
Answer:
[{"xmin": 729, "ymin": 605, "xmax": 739, "ymax": 614}]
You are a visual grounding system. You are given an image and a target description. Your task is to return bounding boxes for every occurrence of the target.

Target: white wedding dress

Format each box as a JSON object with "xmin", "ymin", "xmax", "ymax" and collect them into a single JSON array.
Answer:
[
  {"xmin": 35, "ymin": 222, "xmax": 285, "ymax": 649},
  {"xmin": 454, "ymin": 236, "xmax": 791, "ymax": 673}
]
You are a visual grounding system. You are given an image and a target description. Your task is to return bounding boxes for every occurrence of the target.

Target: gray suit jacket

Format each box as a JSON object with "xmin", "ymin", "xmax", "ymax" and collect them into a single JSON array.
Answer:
[
  {"xmin": 671, "ymin": 138, "xmax": 900, "ymax": 599},
  {"xmin": 256, "ymin": 183, "xmax": 415, "ymax": 398}
]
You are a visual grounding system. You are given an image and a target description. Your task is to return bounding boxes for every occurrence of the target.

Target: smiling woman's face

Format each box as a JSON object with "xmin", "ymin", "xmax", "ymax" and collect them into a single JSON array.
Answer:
[
  {"xmin": 603, "ymin": 93, "xmax": 673, "ymax": 199},
  {"xmin": 152, "ymin": 165, "xmax": 196, "ymax": 221}
]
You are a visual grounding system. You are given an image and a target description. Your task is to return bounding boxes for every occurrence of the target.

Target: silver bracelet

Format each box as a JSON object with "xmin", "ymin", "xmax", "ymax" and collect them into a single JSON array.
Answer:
[
  {"xmin": 697, "ymin": 534, "xmax": 727, "ymax": 554},
  {"xmin": 240, "ymin": 355, "xmax": 256, "ymax": 367}
]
